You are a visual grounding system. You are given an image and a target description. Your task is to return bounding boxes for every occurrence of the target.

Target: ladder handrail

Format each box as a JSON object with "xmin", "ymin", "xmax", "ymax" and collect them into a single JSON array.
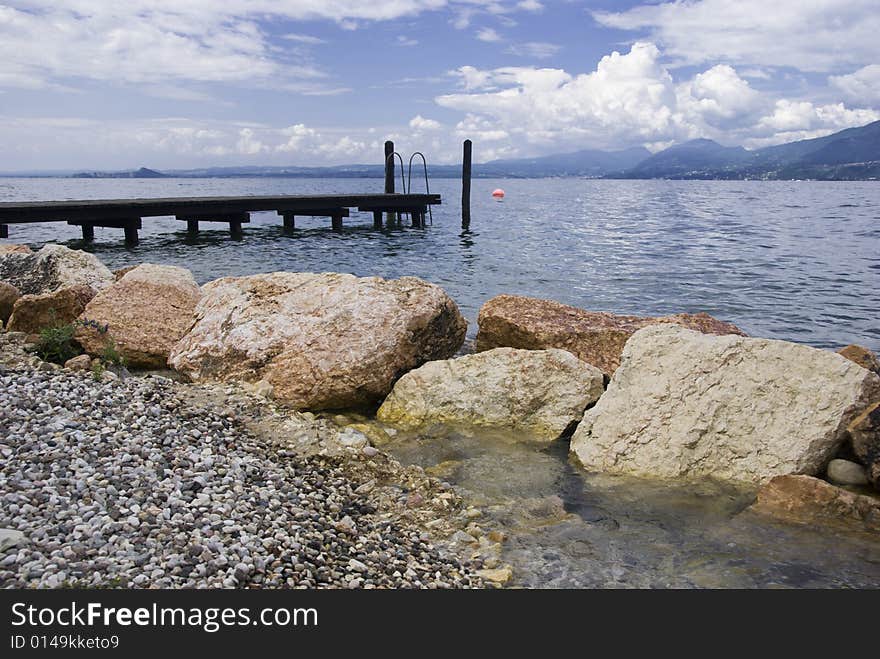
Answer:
[{"xmin": 407, "ymin": 152, "xmax": 433, "ymax": 224}]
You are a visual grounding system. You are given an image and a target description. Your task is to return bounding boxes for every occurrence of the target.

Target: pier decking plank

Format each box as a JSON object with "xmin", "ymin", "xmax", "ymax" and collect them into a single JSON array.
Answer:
[{"xmin": 0, "ymin": 193, "xmax": 440, "ymax": 223}]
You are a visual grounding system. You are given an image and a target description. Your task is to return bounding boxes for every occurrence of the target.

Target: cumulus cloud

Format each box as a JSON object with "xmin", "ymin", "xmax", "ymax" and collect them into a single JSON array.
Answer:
[
  {"xmin": 409, "ymin": 115, "xmax": 443, "ymax": 131},
  {"xmin": 594, "ymin": 0, "xmax": 880, "ymax": 73},
  {"xmin": 476, "ymin": 27, "xmax": 502, "ymax": 42},
  {"xmin": 436, "ymin": 42, "xmax": 877, "ymax": 154},
  {"xmin": 746, "ymin": 100, "xmax": 879, "ymax": 146},
  {"xmin": 830, "ymin": 65, "xmax": 880, "ymax": 104}
]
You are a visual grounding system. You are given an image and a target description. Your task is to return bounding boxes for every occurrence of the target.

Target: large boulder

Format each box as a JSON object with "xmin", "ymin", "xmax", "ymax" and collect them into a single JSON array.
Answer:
[
  {"xmin": 748, "ymin": 475, "xmax": 880, "ymax": 534},
  {"xmin": 0, "ymin": 281, "xmax": 19, "ymax": 324},
  {"xmin": 6, "ymin": 285, "xmax": 96, "ymax": 336},
  {"xmin": 476, "ymin": 294, "xmax": 745, "ymax": 375},
  {"xmin": 168, "ymin": 272, "xmax": 467, "ymax": 410},
  {"xmin": 571, "ymin": 325, "xmax": 880, "ymax": 483},
  {"xmin": 74, "ymin": 264, "xmax": 202, "ymax": 368},
  {"xmin": 847, "ymin": 401, "xmax": 880, "ymax": 489},
  {"xmin": 377, "ymin": 347, "xmax": 605, "ymax": 440},
  {"xmin": 0, "ymin": 244, "xmax": 113, "ymax": 295}
]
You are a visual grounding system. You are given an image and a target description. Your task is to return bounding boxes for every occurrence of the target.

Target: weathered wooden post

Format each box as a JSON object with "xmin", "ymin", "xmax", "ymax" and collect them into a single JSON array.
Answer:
[
  {"xmin": 384, "ymin": 140, "xmax": 395, "ymax": 225},
  {"xmin": 461, "ymin": 139, "xmax": 472, "ymax": 230}
]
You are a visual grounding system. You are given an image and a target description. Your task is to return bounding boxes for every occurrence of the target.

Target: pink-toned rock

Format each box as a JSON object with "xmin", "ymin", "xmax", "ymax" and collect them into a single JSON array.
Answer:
[
  {"xmin": 6, "ymin": 285, "xmax": 96, "ymax": 336},
  {"xmin": 476, "ymin": 294, "xmax": 746, "ymax": 375},
  {"xmin": 749, "ymin": 475, "xmax": 880, "ymax": 534},
  {"xmin": 838, "ymin": 344, "xmax": 880, "ymax": 375},
  {"xmin": 75, "ymin": 264, "xmax": 201, "ymax": 368},
  {"xmin": 0, "ymin": 244, "xmax": 32, "ymax": 255},
  {"xmin": 168, "ymin": 272, "xmax": 467, "ymax": 410},
  {"xmin": 0, "ymin": 280, "xmax": 19, "ymax": 323},
  {"xmin": 64, "ymin": 354, "xmax": 92, "ymax": 371}
]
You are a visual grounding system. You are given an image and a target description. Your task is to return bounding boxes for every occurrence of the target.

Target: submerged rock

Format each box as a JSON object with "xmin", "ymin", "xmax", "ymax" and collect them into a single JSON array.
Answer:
[
  {"xmin": 826, "ymin": 459, "xmax": 868, "ymax": 487},
  {"xmin": 0, "ymin": 244, "xmax": 113, "ymax": 295},
  {"xmin": 0, "ymin": 281, "xmax": 19, "ymax": 324},
  {"xmin": 377, "ymin": 347, "xmax": 604, "ymax": 440},
  {"xmin": 7, "ymin": 284, "xmax": 96, "ymax": 336},
  {"xmin": 847, "ymin": 401, "xmax": 880, "ymax": 490},
  {"xmin": 168, "ymin": 272, "xmax": 467, "ymax": 410},
  {"xmin": 749, "ymin": 475, "xmax": 880, "ymax": 533},
  {"xmin": 0, "ymin": 244, "xmax": 32, "ymax": 255},
  {"xmin": 571, "ymin": 325, "xmax": 880, "ymax": 483},
  {"xmin": 837, "ymin": 344, "xmax": 880, "ymax": 375},
  {"xmin": 476, "ymin": 294, "xmax": 745, "ymax": 375},
  {"xmin": 75, "ymin": 264, "xmax": 201, "ymax": 368}
]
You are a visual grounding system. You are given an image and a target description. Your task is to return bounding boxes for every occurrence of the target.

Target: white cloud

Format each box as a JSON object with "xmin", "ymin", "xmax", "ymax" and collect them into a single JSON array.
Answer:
[
  {"xmin": 516, "ymin": 1, "xmax": 543, "ymax": 11},
  {"xmin": 675, "ymin": 64, "xmax": 765, "ymax": 130},
  {"xmin": 476, "ymin": 27, "xmax": 502, "ymax": 42},
  {"xmin": 397, "ymin": 35, "xmax": 419, "ymax": 47},
  {"xmin": 437, "ymin": 42, "xmax": 878, "ymax": 154},
  {"xmin": 830, "ymin": 65, "xmax": 880, "ymax": 104},
  {"xmin": 505, "ymin": 42, "xmax": 561, "ymax": 59},
  {"xmin": 409, "ymin": 115, "xmax": 443, "ymax": 131},
  {"xmin": 281, "ymin": 33, "xmax": 326, "ymax": 45},
  {"xmin": 747, "ymin": 99, "xmax": 879, "ymax": 146},
  {"xmin": 594, "ymin": 0, "xmax": 880, "ymax": 73},
  {"xmin": 0, "ymin": 1, "xmax": 540, "ymax": 91}
]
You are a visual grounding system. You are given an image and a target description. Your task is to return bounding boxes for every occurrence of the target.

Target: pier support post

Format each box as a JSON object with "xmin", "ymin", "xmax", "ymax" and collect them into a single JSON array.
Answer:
[
  {"xmin": 462, "ymin": 139, "xmax": 472, "ymax": 230},
  {"xmin": 282, "ymin": 213, "xmax": 295, "ymax": 233},
  {"xmin": 186, "ymin": 219, "xmax": 199, "ymax": 234},
  {"xmin": 81, "ymin": 224, "xmax": 95, "ymax": 241},
  {"xmin": 331, "ymin": 213, "xmax": 344, "ymax": 231},
  {"xmin": 124, "ymin": 225, "xmax": 139, "ymax": 246},
  {"xmin": 0, "ymin": 224, "xmax": 8, "ymax": 238},
  {"xmin": 384, "ymin": 140, "xmax": 397, "ymax": 225},
  {"xmin": 373, "ymin": 210, "xmax": 383, "ymax": 229}
]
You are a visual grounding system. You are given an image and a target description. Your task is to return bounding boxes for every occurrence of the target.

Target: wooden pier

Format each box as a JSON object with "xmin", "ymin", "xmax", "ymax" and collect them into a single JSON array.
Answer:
[{"xmin": 0, "ymin": 193, "xmax": 440, "ymax": 245}]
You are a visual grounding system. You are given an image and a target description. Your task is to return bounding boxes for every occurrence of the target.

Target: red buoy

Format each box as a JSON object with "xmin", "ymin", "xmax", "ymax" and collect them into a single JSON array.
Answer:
[{"xmin": 492, "ymin": 188, "xmax": 505, "ymax": 199}]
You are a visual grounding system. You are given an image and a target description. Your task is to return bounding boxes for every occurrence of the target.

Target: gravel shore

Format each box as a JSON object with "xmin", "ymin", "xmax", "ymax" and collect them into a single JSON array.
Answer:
[{"xmin": 0, "ymin": 356, "xmax": 485, "ymax": 589}]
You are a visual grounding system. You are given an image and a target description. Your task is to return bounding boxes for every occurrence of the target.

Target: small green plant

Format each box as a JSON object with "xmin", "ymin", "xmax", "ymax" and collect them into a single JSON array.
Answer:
[
  {"xmin": 99, "ymin": 337, "xmax": 126, "ymax": 367},
  {"xmin": 35, "ymin": 321, "xmax": 81, "ymax": 364},
  {"xmin": 91, "ymin": 359, "xmax": 106, "ymax": 381}
]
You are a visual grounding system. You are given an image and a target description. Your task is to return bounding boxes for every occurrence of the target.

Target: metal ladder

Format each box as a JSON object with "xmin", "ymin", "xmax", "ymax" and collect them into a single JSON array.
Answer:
[{"xmin": 385, "ymin": 151, "xmax": 433, "ymax": 225}]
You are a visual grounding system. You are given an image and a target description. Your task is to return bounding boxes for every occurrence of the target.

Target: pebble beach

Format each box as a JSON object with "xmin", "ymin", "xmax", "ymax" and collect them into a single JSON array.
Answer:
[{"xmin": 0, "ymin": 334, "xmax": 486, "ymax": 589}]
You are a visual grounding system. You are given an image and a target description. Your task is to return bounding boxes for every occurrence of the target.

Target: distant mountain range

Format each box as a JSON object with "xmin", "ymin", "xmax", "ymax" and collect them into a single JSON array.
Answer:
[
  {"xmin": 6, "ymin": 120, "xmax": 880, "ymax": 181},
  {"xmin": 621, "ymin": 120, "xmax": 880, "ymax": 180}
]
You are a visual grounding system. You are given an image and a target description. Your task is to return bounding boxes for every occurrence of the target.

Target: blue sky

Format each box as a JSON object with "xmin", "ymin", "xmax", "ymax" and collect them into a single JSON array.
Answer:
[{"xmin": 0, "ymin": 0, "xmax": 878, "ymax": 169}]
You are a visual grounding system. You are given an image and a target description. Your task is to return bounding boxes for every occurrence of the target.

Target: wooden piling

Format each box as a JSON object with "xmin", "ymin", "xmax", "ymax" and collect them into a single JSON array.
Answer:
[
  {"xmin": 186, "ymin": 219, "xmax": 199, "ymax": 234},
  {"xmin": 282, "ymin": 213, "xmax": 295, "ymax": 233},
  {"xmin": 81, "ymin": 224, "xmax": 95, "ymax": 241},
  {"xmin": 373, "ymin": 210, "xmax": 383, "ymax": 229},
  {"xmin": 0, "ymin": 224, "xmax": 7, "ymax": 239},
  {"xmin": 384, "ymin": 140, "xmax": 396, "ymax": 225},
  {"xmin": 461, "ymin": 139, "xmax": 472, "ymax": 230}
]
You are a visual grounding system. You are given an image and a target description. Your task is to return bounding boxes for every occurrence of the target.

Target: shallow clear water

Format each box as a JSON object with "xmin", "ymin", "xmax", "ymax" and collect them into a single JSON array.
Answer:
[
  {"xmin": 1, "ymin": 177, "xmax": 878, "ymax": 351},
  {"xmin": 384, "ymin": 427, "xmax": 880, "ymax": 588}
]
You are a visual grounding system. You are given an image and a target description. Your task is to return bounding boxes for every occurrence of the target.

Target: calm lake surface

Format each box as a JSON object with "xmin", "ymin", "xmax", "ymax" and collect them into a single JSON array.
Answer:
[{"xmin": 2, "ymin": 177, "xmax": 878, "ymax": 352}]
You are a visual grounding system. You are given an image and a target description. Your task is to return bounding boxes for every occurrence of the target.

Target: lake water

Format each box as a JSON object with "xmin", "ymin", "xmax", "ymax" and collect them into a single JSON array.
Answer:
[{"xmin": 1, "ymin": 177, "xmax": 878, "ymax": 352}]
